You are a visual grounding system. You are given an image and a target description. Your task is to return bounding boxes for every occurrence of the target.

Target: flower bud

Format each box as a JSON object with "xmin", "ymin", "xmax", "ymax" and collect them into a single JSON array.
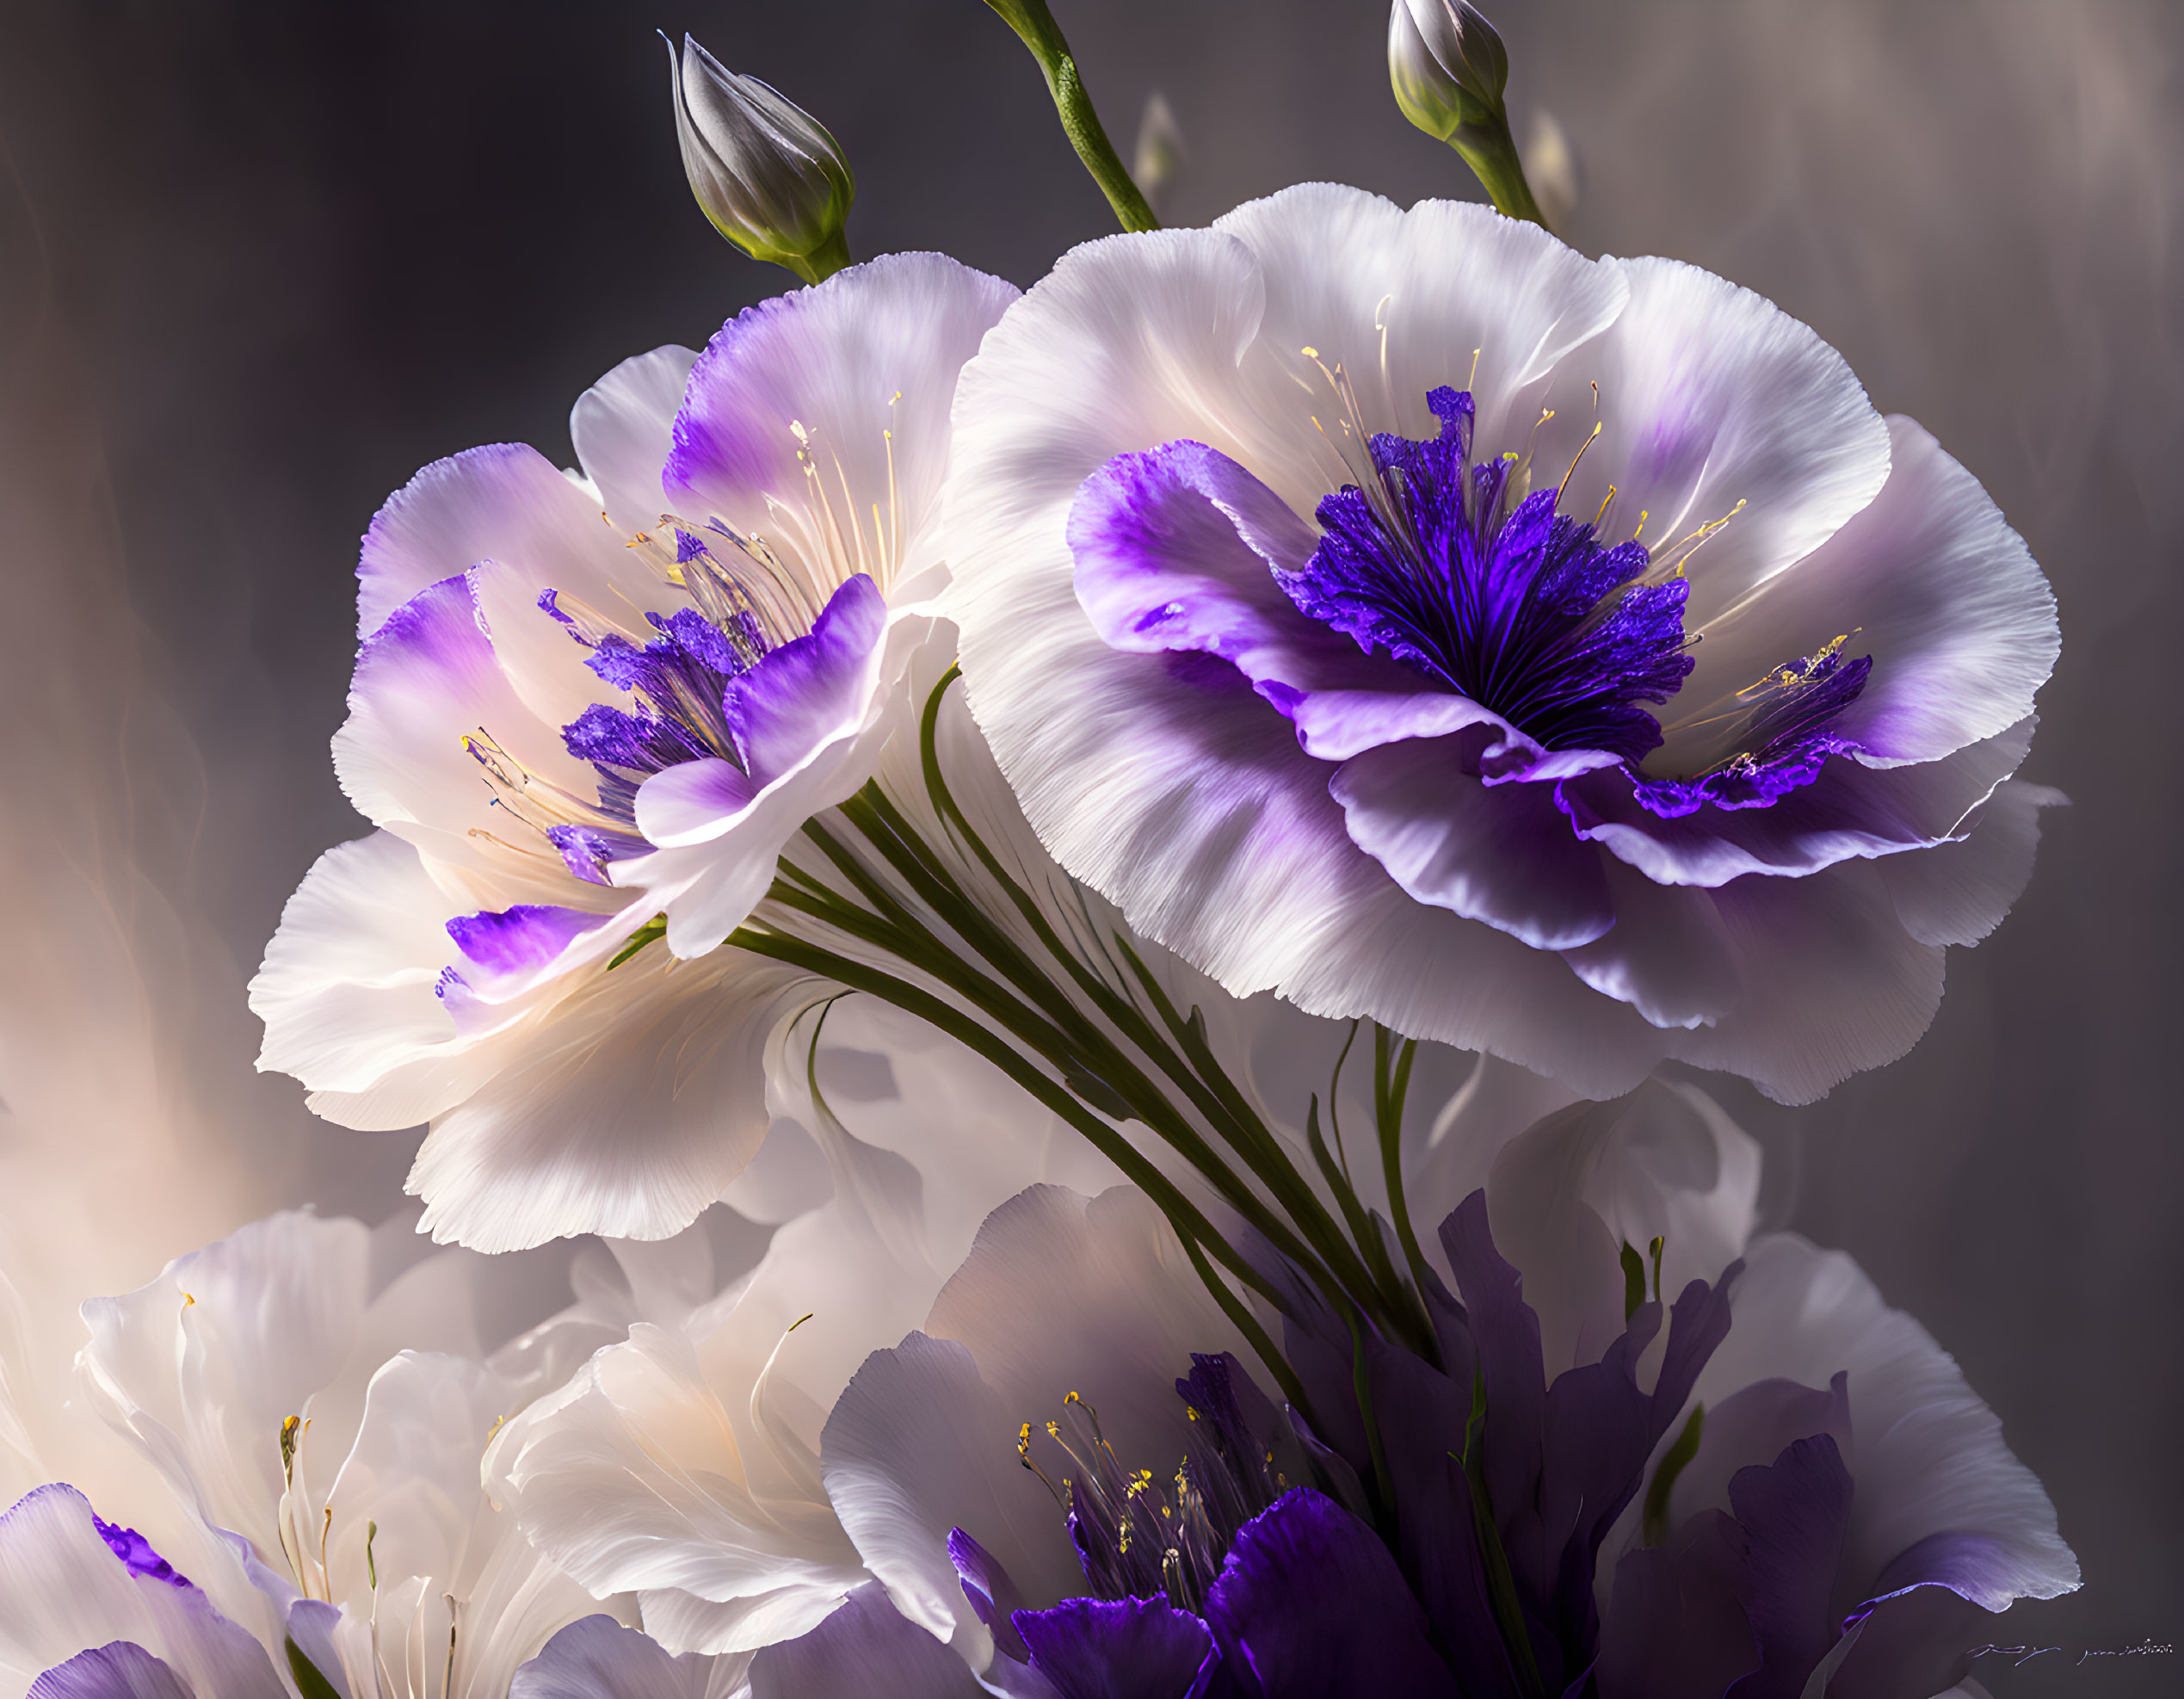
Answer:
[
  {"xmin": 1387, "ymin": 0, "xmax": 1509, "ymax": 142},
  {"xmin": 666, "ymin": 33, "xmax": 854, "ymax": 282}
]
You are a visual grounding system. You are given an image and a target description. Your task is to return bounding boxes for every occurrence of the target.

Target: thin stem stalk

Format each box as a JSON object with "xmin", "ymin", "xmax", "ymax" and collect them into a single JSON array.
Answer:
[{"xmin": 981, "ymin": 0, "xmax": 1159, "ymax": 232}]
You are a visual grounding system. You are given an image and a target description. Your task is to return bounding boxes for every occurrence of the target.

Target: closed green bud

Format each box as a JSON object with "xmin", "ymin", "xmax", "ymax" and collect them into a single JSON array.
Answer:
[
  {"xmin": 666, "ymin": 33, "xmax": 854, "ymax": 283},
  {"xmin": 1388, "ymin": 0, "xmax": 1509, "ymax": 142}
]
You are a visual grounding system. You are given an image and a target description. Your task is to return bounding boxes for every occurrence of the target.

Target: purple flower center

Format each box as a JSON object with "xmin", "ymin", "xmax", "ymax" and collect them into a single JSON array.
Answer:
[
  {"xmin": 1018, "ymin": 1355, "xmax": 1293, "ymax": 1614},
  {"xmin": 1282, "ymin": 386, "xmax": 1871, "ymax": 811},
  {"xmin": 1282, "ymin": 386, "xmax": 1694, "ymax": 765}
]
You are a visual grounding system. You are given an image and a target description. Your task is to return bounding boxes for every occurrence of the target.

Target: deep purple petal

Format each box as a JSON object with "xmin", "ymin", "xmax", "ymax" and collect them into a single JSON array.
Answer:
[
  {"xmin": 1200, "ymin": 1489, "xmax": 1458, "ymax": 1699},
  {"xmin": 948, "ymin": 1528, "xmax": 1031, "ymax": 1661},
  {"xmin": 1595, "ymin": 1516, "xmax": 1761, "ymax": 1699},
  {"xmin": 1438, "ymin": 1193, "xmax": 1550, "ymax": 1560},
  {"xmin": 722, "ymin": 572, "xmax": 886, "ymax": 785},
  {"xmin": 1723, "ymin": 1436, "xmax": 1854, "ymax": 1699},
  {"xmin": 1013, "ymin": 1597, "xmax": 1218, "ymax": 1699},
  {"xmin": 1361, "ymin": 1337, "xmax": 1517, "ymax": 1697}
]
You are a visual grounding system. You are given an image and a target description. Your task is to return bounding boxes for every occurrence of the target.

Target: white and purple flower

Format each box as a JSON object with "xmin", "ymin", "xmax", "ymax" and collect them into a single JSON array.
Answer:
[
  {"xmin": 762, "ymin": 1084, "xmax": 2074, "ymax": 1698},
  {"xmin": 942, "ymin": 183, "xmax": 2062, "ymax": 1103},
  {"xmin": 251, "ymin": 253, "xmax": 1017, "ymax": 1251}
]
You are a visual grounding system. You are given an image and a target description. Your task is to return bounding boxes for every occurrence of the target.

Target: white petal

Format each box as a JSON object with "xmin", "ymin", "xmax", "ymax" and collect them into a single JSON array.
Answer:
[
  {"xmin": 572, "ymin": 347, "xmax": 701, "ymax": 534},
  {"xmin": 249, "ymin": 833, "xmax": 460, "ymax": 1100},
  {"xmin": 511, "ymin": 1616, "xmax": 729, "ymax": 1699},
  {"xmin": 408, "ymin": 946, "xmax": 811, "ymax": 1251},
  {"xmin": 1684, "ymin": 417, "xmax": 2058, "ymax": 769},
  {"xmin": 332, "ymin": 572, "xmax": 598, "ymax": 882},
  {"xmin": 924, "ymin": 1187, "xmax": 1248, "ymax": 1482},
  {"xmin": 1475, "ymin": 1079, "xmax": 1761, "ymax": 1375},
  {"xmin": 1688, "ymin": 1234, "xmax": 2078, "ymax": 1611},
  {"xmin": 1214, "ymin": 185, "xmax": 1629, "ymax": 458},
  {"xmin": 1660, "ymin": 859, "xmax": 1947, "ymax": 1107},
  {"xmin": 1879, "ymin": 777, "xmax": 2065, "ymax": 948},
  {"xmin": 77, "ymin": 1214, "xmax": 373, "ymax": 1568},
  {"xmin": 482, "ymin": 1320, "xmax": 862, "ymax": 1652},
  {"xmin": 664, "ymin": 254, "xmax": 1018, "ymax": 601},
  {"xmin": 819, "ymin": 1334, "xmax": 1071, "ymax": 1660},
  {"xmin": 1406, "ymin": 1053, "xmax": 1586, "ymax": 1242},
  {"xmin": 1559, "ymin": 256, "xmax": 1892, "ymax": 683}
]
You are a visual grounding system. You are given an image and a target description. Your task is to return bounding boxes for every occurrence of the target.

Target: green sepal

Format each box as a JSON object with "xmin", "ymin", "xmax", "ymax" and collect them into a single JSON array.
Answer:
[{"xmin": 286, "ymin": 1637, "xmax": 345, "ymax": 1699}]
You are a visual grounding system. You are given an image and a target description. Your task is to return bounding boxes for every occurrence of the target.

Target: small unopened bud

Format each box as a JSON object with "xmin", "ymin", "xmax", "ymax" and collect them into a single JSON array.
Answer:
[
  {"xmin": 1388, "ymin": 0, "xmax": 1509, "ymax": 143},
  {"xmin": 1387, "ymin": 0, "xmax": 1545, "ymax": 227},
  {"xmin": 666, "ymin": 33, "xmax": 854, "ymax": 283}
]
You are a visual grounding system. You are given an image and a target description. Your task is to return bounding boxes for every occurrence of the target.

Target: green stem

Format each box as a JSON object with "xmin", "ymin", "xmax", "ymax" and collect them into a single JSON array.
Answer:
[
  {"xmin": 981, "ymin": 0, "xmax": 1159, "ymax": 232},
  {"xmin": 1181, "ymin": 1230, "xmax": 1317, "ymax": 1425},
  {"xmin": 908, "ymin": 672, "xmax": 1407, "ymax": 1331},
  {"xmin": 1448, "ymin": 112, "xmax": 1547, "ymax": 227},
  {"xmin": 773, "ymin": 833, "xmax": 1348, "ymax": 1312},
  {"xmin": 1377, "ymin": 1028, "xmax": 1440, "ymax": 1336},
  {"xmin": 729, "ymin": 917, "xmax": 1286, "ymax": 1309}
]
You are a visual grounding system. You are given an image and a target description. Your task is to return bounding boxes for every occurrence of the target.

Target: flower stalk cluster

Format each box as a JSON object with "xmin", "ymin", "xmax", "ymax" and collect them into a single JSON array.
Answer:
[{"xmin": 713, "ymin": 668, "xmax": 1447, "ymax": 1418}]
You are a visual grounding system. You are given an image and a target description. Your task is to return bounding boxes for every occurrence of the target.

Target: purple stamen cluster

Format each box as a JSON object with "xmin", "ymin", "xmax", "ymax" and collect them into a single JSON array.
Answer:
[
  {"xmin": 535, "ymin": 588, "xmax": 772, "ymax": 880},
  {"xmin": 1281, "ymin": 386, "xmax": 1694, "ymax": 764}
]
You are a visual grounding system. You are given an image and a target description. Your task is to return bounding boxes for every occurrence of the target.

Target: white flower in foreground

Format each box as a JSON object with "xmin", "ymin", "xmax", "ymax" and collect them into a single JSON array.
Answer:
[
  {"xmin": 481, "ymin": 997, "xmax": 1122, "ymax": 1656},
  {"xmin": 941, "ymin": 182, "xmax": 2062, "ymax": 1103},
  {"xmin": 72, "ymin": 1211, "xmax": 626, "ymax": 1699},
  {"xmin": 251, "ymin": 253, "xmax": 1017, "ymax": 1251}
]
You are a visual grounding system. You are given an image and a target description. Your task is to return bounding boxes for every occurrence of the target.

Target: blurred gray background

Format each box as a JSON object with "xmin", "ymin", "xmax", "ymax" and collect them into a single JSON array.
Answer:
[{"xmin": 0, "ymin": 0, "xmax": 2176, "ymax": 1688}]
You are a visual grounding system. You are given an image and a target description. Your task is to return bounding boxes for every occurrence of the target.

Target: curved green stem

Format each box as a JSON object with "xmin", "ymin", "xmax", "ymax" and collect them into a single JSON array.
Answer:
[
  {"xmin": 982, "ymin": 0, "xmax": 1159, "ymax": 232},
  {"xmin": 729, "ymin": 917, "xmax": 1286, "ymax": 1309},
  {"xmin": 1449, "ymin": 112, "xmax": 1546, "ymax": 227}
]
